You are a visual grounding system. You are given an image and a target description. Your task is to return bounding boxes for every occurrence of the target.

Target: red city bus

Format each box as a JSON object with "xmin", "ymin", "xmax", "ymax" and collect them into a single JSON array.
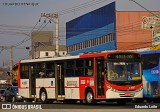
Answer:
[{"xmin": 18, "ymin": 50, "xmax": 143, "ymax": 104}]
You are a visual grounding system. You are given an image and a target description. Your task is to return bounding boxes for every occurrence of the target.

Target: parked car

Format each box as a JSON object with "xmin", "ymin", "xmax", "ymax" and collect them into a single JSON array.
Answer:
[
  {"xmin": 1, "ymin": 86, "xmax": 23, "ymax": 102},
  {"xmin": 0, "ymin": 84, "xmax": 11, "ymax": 102}
]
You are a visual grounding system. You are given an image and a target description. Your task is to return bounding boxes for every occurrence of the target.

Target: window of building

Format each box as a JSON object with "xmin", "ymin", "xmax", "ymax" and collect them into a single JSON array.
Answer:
[
  {"xmin": 71, "ymin": 45, "xmax": 73, "ymax": 52},
  {"xmin": 81, "ymin": 42, "xmax": 83, "ymax": 49},
  {"xmin": 96, "ymin": 38, "xmax": 99, "ymax": 45},
  {"xmin": 86, "ymin": 41, "xmax": 88, "ymax": 48},
  {"xmin": 89, "ymin": 40, "xmax": 91, "ymax": 47},
  {"xmin": 105, "ymin": 35, "xmax": 108, "ymax": 43},
  {"xmin": 79, "ymin": 43, "xmax": 82, "ymax": 50},
  {"xmin": 102, "ymin": 36, "xmax": 105, "ymax": 44},
  {"xmin": 91, "ymin": 39, "xmax": 94, "ymax": 47},
  {"xmin": 45, "ymin": 52, "xmax": 49, "ymax": 56},
  {"xmin": 83, "ymin": 41, "xmax": 85, "ymax": 49},
  {"xmin": 84, "ymin": 41, "xmax": 87, "ymax": 48},
  {"xmin": 94, "ymin": 38, "xmax": 96, "ymax": 46},
  {"xmin": 74, "ymin": 45, "xmax": 76, "ymax": 51},
  {"xmin": 108, "ymin": 34, "xmax": 111, "ymax": 42},
  {"xmin": 76, "ymin": 44, "xmax": 79, "ymax": 50},
  {"xmin": 72, "ymin": 45, "xmax": 75, "ymax": 51},
  {"xmin": 99, "ymin": 37, "xmax": 102, "ymax": 45}
]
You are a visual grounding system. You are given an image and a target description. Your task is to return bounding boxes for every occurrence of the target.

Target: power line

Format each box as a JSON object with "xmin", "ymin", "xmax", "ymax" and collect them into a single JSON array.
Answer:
[
  {"xmin": 129, "ymin": 0, "xmax": 159, "ymax": 18},
  {"xmin": 14, "ymin": 17, "xmax": 42, "ymax": 47},
  {"xmin": 57, "ymin": 0, "xmax": 109, "ymax": 15}
]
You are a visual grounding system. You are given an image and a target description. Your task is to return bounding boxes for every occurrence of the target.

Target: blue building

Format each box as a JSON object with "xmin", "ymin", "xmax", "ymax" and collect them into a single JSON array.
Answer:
[{"xmin": 66, "ymin": 2, "xmax": 116, "ymax": 55}]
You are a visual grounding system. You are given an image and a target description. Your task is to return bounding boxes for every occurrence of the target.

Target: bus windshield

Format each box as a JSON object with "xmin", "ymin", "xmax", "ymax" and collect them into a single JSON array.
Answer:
[{"xmin": 107, "ymin": 61, "xmax": 141, "ymax": 82}]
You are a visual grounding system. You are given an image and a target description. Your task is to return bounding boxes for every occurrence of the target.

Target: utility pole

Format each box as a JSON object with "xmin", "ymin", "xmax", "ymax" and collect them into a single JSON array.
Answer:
[
  {"xmin": 55, "ymin": 14, "xmax": 59, "ymax": 56},
  {"xmin": 41, "ymin": 13, "xmax": 59, "ymax": 56},
  {"xmin": 10, "ymin": 46, "xmax": 13, "ymax": 73},
  {"xmin": 10, "ymin": 46, "xmax": 13, "ymax": 84}
]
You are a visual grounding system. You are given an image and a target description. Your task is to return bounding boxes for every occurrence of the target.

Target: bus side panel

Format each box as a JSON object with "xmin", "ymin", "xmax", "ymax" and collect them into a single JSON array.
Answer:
[
  {"xmin": 36, "ymin": 79, "xmax": 44, "ymax": 98},
  {"xmin": 36, "ymin": 78, "xmax": 56, "ymax": 99},
  {"xmin": 18, "ymin": 61, "xmax": 21, "ymax": 88},
  {"xmin": 142, "ymin": 75, "xmax": 150, "ymax": 98},
  {"xmin": 79, "ymin": 77, "xmax": 95, "ymax": 100},
  {"xmin": 43, "ymin": 78, "xmax": 56, "ymax": 99},
  {"xmin": 65, "ymin": 77, "xmax": 80, "ymax": 99},
  {"xmin": 143, "ymin": 66, "xmax": 160, "ymax": 98},
  {"xmin": 19, "ymin": 79, "xmax": 29, "ymax": 98}
]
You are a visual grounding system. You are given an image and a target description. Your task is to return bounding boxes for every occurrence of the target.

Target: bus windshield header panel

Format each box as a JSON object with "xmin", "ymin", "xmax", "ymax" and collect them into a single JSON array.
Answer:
[{"xmin": 107, "ymin": 53, "xmax": 140, "ymax": 61}]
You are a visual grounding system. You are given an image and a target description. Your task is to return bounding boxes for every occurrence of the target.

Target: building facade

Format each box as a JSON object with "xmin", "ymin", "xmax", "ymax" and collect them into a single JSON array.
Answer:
[
  {"xmin": 30, "ymin": 31, "xmax": 67, "ymax": 58},
  {"xmin": 66, "ymin": 2, "xmax": 116, "ymax": 55},
  {"xmin": 66, "ymin": 2, "xmax": 158, "ymax": 55}
]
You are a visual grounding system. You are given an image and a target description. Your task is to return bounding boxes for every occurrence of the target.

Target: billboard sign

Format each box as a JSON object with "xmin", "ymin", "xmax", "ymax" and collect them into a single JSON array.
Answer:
[
  {"xmin": 152, "ymin": 33, "xmax": 160, "ymax": 46},
  {"xmin": 150, "ymin": 45, "xmax": 160, "ymax": 50},
  {"xmin": 141, "ymin": 16, "xmax": 160, "ymax": 30}
]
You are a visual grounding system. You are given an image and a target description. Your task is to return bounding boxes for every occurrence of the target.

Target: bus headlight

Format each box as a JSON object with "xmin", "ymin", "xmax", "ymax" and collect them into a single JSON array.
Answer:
[
  {"xmin": 136, "ymin": 86, "xmax": 143, "ymax": 92},
  {"xmin": 111, "ymin": 88, "xmax": 117, "ymax": 92}
]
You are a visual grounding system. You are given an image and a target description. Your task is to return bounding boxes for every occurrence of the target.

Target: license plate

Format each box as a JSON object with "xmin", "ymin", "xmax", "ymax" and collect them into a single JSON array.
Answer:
[{"xmin": 125, "ymin": 92, "xmax": 131, "ymax": 96}]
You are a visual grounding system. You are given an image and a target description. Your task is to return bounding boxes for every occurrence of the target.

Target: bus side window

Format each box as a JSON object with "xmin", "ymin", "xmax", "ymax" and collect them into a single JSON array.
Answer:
[
  {"xmin": 75, "ymin": 59, "xmax": 84, "ymax": 76},
  {"xmin": 85, "ymin": 58, "xmax": 93, "ymax": 76},
  {"xmin": 86, "ymin": 68, "xmax": 93, "ymax": 76},
  {"xmin": 46, "ymin": 62, "xmax": 55, "ymax": 78},
  {"xmin": 21, "ymin": 64, "xmax": 29, "ymax": 79},
  {"xmin": 66, "ymin": 60, "xmax": 75, "ymax": 77},
  {"xmin": 39, "ymin": 72, "xmax": 45, "ymax": 78}
]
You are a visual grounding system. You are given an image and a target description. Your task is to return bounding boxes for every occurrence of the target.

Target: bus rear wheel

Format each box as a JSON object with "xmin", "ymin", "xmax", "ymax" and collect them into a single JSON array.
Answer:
[
  {"xmin": 40, "ymin": 89, "xmax": 48, "ymax": 103},
  {"xmin": 85, "ymin": 89, "xmax": 95, "ymax": 104}
]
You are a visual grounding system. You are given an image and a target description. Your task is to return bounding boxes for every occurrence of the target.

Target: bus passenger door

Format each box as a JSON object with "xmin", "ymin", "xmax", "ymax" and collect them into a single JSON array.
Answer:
[
  {"xmin": 96, "ymin": 57, "xmax": 105, "ymax": 97},
  {"xmin": 55, "ymin": 63, "xmax": 65, "ymax": 100},
  {"xmin": 29, "ymin": 64, "xmax": 36, "ymax": 98}
]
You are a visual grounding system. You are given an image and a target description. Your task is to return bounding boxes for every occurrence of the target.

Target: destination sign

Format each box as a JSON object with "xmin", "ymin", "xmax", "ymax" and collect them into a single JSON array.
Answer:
[{"xmin": 108, "ymin": 54, "xmax": 140, "ymax": 60}]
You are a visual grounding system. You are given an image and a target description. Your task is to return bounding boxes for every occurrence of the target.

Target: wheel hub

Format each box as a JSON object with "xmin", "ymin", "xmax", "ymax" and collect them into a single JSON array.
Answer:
[
  {"xmin": 41, "ymin": 92, "xmax": 46, "ymax": 101},
  {"xmin": 86, "ymin": 92, "xmax": 93, "ymax": 103}
]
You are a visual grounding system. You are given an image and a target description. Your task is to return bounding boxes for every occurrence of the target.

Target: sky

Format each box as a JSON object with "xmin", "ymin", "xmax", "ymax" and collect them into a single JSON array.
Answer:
[{"xmin": 0, "ymin": 0, "xmax": 160, "ymax": 67}]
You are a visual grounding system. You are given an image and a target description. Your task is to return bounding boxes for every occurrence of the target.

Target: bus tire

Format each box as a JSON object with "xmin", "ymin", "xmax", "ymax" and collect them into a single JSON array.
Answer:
[
  {"xmin": 85, "ymin": 89, "xmax": 95, "ymax": 104},
  {"xmin": 40, "ymin": 89, "xmax": 48, "ymax": 103}
]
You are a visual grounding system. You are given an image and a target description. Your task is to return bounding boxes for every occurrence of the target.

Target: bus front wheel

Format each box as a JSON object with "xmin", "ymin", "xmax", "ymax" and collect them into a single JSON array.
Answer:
[
  {"xmin": 40, "ymin": 89, "xmax": 48, "ymax": 103},
  {"xmin": 85, "ymin": 89, "xmax": 95, "ymax": 104}
]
